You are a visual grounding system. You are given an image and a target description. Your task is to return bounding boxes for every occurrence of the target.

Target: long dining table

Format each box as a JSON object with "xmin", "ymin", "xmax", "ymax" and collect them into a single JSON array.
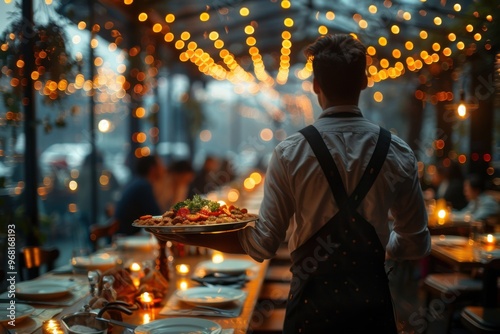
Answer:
[
  {"xmin": 429, "ymin": 234, "xmax": 500, "ymax": 272},
  {"xmin": 3, "ymin": 240, "xmax": 270, "ymax": 334}
]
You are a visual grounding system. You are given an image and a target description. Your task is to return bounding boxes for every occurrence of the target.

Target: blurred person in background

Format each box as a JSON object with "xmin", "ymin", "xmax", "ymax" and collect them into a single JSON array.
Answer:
[
  {"xmin": 77, "ymin": 151, "xmax": 120, "ymax": 229},
  {"xmin": 157, "ymin": 160, "xmax": 195, "ymax": 210},
  {"xmin": 188, "ymin": 156, "xmax": 220, "ymax": 196},
  {"xmin": 113, "ymin": 155, "xmax": 165, "ymax": 235},
  {"xmin": 426, "ymin": 161, "xmax": 467, "ymax": 210},
  {"xmin": 452, "ymin": 173, "xmax": 500, "ymax": 225}
]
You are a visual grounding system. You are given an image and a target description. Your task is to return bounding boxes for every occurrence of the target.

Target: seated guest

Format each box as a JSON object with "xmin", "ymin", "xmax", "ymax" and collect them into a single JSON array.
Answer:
[
  {"xmin": 157, "ymin": 160, "xmax": 195, "ymax": 211},
  {"xmin": 113, "ymin": 155, "xmax": 165, "ymax": 235},
  {"xmin": 435, "ymin": 162, "xmax": 468, "ymax": 210},
  {"xmin": 452, "ymin": 174, "xmax": 500, "ymax": 222}
]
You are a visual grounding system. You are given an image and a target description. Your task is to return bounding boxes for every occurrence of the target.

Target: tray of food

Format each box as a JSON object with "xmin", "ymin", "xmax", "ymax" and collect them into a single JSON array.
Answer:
[{"xmin": 132, "ymin": 195, "xmax": 258, "ymax": 234}]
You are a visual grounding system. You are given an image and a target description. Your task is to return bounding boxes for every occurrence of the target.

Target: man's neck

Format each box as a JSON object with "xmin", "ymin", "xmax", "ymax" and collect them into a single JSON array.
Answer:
[{"xmin": 322, "ymin": 97, "xmax": 359, "ymax": 109}]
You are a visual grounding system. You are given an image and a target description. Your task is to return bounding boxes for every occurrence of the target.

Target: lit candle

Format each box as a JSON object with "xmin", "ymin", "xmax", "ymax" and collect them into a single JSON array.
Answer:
[
  {"xmin": 178, "ymin": 278, "xmax": 189, "ymax": 291},
  {"xmin": 139, "ymin": 292, "xmax": 154, "ymax": 310},
  {"xmin": 130, "ymin": 262, "xmax": 142, "ymax": 288},
  {"xmin": 175, "ymin": 264, "xmax": 190, "ymax": 275},
  {"xmin": 437, "ymin": 209, "xmax": 447, "ymax": 225},
  {"xmin": 484, "ymin": 234, "xmax": 496, "ymax": 251},
  {"xmin": 42, "ymin": 319, "xmax": 64, "ymax": 334},
  {"xmin": 212, "ymin": 252, "xmax": 224, "ymax": 264},
  {"xmin": 130, "ymin": 262, "xmax": 141, "ymax": 272}
]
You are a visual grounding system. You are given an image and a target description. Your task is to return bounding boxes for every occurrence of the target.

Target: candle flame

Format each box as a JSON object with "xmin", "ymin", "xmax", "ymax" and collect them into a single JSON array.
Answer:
[
  {"xmin": 212, "ymin": 252, "xmax": 224, "ymax": 264},
  {"xmin": 177, "ymin": 264, "xmax": 190, "ymax": 274},
  {"xmin": 179, "ymin": 280, "xmax": 188, "ymax": 290},
  {"xmin": 437, "ymin": 209, "xmax": 447, "ymax": 219},
  {"xmin": 141, "ymin": 292, "xmax": 153, "ymax": 303},
  {"xmin": 130, "ymin": 262, "xmax": 141, "ymax": 271},
  {"xmin": 487, "ymin": 234, "xmax": 495, "ymax": 243},
  {"xmin": 143, "ymin": 313, "xmax": 151, "ymax": 324}
]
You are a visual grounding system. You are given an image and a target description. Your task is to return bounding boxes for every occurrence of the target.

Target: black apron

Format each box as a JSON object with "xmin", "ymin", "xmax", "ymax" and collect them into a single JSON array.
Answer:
[{"xmin": 283, "ymin": 113, "xmax": 397, "ymax": 333}]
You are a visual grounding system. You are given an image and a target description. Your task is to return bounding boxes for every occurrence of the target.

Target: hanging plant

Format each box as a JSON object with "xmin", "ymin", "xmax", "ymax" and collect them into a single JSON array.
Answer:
[{"xmin": 0, "ymin": 9, "xmax": 76, "ymax": 130}]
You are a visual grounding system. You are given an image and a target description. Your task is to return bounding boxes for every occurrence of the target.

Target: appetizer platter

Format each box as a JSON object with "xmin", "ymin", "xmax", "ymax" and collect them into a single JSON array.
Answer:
[{"xmin": 133, "ymin": 195, "xmax": 258, "ymax": 234}]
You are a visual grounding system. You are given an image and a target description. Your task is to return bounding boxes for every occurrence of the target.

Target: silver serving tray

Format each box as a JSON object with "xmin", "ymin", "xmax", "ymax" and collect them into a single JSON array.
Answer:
[{"xmin": 133, "ymin": 216, "xmax": 257, "ymax": 234}]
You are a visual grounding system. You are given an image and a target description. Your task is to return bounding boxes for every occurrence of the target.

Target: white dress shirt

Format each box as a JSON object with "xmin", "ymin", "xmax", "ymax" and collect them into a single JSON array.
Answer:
[{"xmin": 239, "ymin": 105, "xmax": 431, "ymax": 262}]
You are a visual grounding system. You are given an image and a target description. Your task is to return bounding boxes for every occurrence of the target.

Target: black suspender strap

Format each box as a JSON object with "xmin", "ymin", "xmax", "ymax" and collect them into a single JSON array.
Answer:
[
  {"xmin": 348, "ymin": 128, "xmax": 391, "ymax": 208},
  {"xmin": 299, "ymin": 125, "xmax": 391, "ymax": 210},
  {"xmin": 299, "ymin": 126, "xmax": 349, "ymax": 209}
]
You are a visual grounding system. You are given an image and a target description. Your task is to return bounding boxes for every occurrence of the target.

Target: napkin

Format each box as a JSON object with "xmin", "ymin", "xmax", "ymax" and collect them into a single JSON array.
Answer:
[{"xmin": 160, "ymin": 290, "xmax": 247, "ymax": 318}]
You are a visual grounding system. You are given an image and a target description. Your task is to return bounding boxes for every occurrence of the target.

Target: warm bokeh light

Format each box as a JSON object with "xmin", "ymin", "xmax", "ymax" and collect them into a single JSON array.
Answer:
[
  {"xmin": 165, "ymin": 14, "xmax": 175, "ymax": 23},
  {"xmin": 227, "ymin": 189, "xmax": 240, "ymax": 202},
  {"xmin": 69, "ymin": 180, "xmax": 78, "ymax": 191},
  {"xmin": 260, "ymin": 128, "xmax": 273, "ymax": 141},
  {"xmin": 244, "ymin": 178, "xmax": 256, "ymax": 190},
  {"xmin": 374, "ymin": 91, "xmax": 383, "ymax": 102},
  {"xmin": 378, "ymin": 37, "xmax": 387, "ymax": 46},
  {"xmin": 199, "ymin": 130, "xmax": 212, "ymax": 142},
  {"xmin": 326, "ymin": 11, "xmax": 335, "ymax": 20},
  {"xmin": 240, "ymin": 7, "xmax": 249, "ymax": 16},
  {"xmin": 200, "ymin": 12, "xmax": 210, "ymax": 21},
  {"xmin": 98, "ymin": 119, "xmax": 111, "ymax": 132}
]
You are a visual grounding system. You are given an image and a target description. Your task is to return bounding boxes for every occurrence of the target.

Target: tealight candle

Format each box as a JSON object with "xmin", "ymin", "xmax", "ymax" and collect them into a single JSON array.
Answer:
[
  {"xmin": 178, "ymin": 278, "xmax": 189, "ymax": 291},
  {"xmin": 175, "ymin": 264, "xmax": 190, "ymax": 275},
  {"xmin": 42, "ymin": 319, "xmax": 64, "ymax": 334},
  {"xmin": 437, "ymin": 209, "xmax": 447, "ymax": 225},
  {"xmin": 130, "ymin": 262, "xmax": 142, "ymax": 288},
  {"xmin": 130, "ymin": 262, "xmax": 141, "ymax": 272},
  {"xmin": 212, "ymin": 252, "xmax": 224, "ymax": 264},
  {"xmin": 139, "ymin": 292, "xmax": 154, "ymax": 310},
  {"xmin": 484, "ymin": 234, "xmax": 496, "ymax": 252}
]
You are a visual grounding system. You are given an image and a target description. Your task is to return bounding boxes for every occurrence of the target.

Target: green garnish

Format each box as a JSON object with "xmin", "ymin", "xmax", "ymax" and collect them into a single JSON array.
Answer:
[{"xmin": 172, "ymin": 195, "xmax": 220, "ymax": 213}]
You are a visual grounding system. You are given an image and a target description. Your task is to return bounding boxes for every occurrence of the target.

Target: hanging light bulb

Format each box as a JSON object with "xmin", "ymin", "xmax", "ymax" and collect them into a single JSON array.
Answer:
[{"xmin": 457, "ymin": 90, "xmax": 467, "ymax": 118}]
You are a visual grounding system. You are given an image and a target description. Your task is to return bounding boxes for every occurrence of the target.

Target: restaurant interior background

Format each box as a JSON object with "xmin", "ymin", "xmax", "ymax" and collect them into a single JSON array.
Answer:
[{"xmin": 0, "ymin": 0, "xmax": 499, "ymax": 293}]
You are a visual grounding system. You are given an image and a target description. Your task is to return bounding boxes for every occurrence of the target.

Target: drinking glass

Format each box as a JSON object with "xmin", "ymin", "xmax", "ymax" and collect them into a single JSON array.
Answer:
[{"xmin": 469, "ymin": 221, "xmax": 484, "ymax": 259}]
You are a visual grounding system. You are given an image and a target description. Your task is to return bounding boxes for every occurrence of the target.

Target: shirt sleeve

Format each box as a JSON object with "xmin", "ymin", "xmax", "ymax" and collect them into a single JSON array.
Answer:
[
  {"xmin": 387, "ymin": 156, "xmax": 431, "ymax": 260},
  {"xmin": 238, "ymin": 148, "xmax": 294, "ymax": 262}
]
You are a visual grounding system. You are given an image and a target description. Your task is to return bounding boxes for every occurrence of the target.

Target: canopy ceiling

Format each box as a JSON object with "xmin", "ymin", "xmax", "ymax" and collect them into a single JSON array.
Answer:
[{"xmin": 58, "ymin": 0, "xmax": 496, "ymax": 85}]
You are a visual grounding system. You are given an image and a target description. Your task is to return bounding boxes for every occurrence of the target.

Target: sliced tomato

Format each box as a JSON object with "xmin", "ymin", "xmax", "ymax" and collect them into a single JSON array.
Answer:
[
  {"xmin": 176, "ymin": 208, "xmax": 190, "ymax": 217},
  {"xmin": 186, "ymin": 214, "xmax": 201, "ymax": 222},
  {"xmin": 208, "ymin": 210, "xmax": 222, "ymax": 216},
  {"xmin": 240, "ymin": 208, "xmax": 248, "ymax": 214},
  {"xmin": 140, "ymin": 214, "xmax": 152, "ymax": 220},
  {"xmin": 228, "ymin": 205, "xmax": 235, "ymax": 211}
]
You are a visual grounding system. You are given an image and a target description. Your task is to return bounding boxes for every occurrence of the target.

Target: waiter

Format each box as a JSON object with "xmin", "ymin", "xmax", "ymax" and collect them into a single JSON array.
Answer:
[{"xmin": 160, "ymin": 34, "xmax": 431, "ymax": 333}]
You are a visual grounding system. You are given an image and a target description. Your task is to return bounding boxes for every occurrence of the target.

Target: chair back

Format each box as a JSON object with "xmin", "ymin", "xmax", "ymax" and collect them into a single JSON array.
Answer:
[
  {"xmin": 482, "ymin": 258, "xmax": 500, "ymax": 307},
  {"xmin": 89, "ymin": 219, "xmax": 119, "ymax": 251},
  {"xmin": 19, "ymin": 246, "xmax": 60, "ymax": 281}
]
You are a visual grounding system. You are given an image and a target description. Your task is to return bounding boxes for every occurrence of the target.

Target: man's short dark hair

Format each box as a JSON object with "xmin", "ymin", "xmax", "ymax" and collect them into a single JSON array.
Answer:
[
  {"xmin": 135, "ymin": 155, "xmax": 159, "ymax": 177},
  {"xmin": 467, "ymin": 173, "xmax": 485, "ymax": 192},
  {"xmin": 305, "ymin": 34, "xmax": 367, "ymax": 101},
  {"xmin": 168, "ymin": 160, "xmax": 194, "ymax": 174}
]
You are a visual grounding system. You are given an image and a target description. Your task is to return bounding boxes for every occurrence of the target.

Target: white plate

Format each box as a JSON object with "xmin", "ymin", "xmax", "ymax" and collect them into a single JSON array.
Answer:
[
  {"xmin": 0, "ymin": 303, "xmax": 35, "ymax": 324},
  {"xmin": 72, "ymin": 253, "xmax": 119, "ymax": 271},
  {"xmin": 198, "ymin": 259, "xmax": 255, "ymax": 275},
  {"xmin": 432, "ymin": 235, "xmax": 468, "ymax": 247},
  {"xmin": 134, "ymin": 317, "xmax": 221, "ymax": 334},
  {"xmin": 176, "ymin": 286, "xmax": 245, "ymax": 307},
  {"xmin": 16, "ymin": 281, "xmax": 71, "ymax": 301}
]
